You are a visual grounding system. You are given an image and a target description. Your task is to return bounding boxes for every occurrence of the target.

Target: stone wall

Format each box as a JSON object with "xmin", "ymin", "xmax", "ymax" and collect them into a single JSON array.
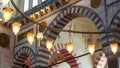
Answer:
[{"xmin": 0, "ymin": 24, "xmax": 14, "ymax": 68}]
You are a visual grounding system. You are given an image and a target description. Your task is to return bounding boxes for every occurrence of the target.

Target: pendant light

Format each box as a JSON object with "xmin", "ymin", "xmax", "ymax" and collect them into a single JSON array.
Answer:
[
  {"xmin": 37, "ymin": 32, "xmax": 43, "ymax": 47},
  {"xmin": 46, "ymin": 39, "xmax": 53, "ymax": 51},
  {"xmin": 87, "ymin": 35, "xmax": 95, "ymax": 55},
  {"xmin": 66, "ymin": 42, "xmax": 74, "ymax": 53},
  {"xmin": 66, "ymin": 23, "xmax": 74, "ymax": 53},
  {"xmin": 3, "ymin": 7, "xmax": 13, "ymax": 22},
  {"xmin": 110, "ymin": 43, "xmax": 118, "ymax": 55},
  {"xmin": 27, "ymin": 32, "xmax": 35, "ymax": 45},
  {"xmin": 12, "ymin": 22, "xmax": 21, "ymax": 35},
  {"xmin": 37, "ymin": 31, "xmax": 43, "ymax": 41},
  {"xmin": 88, "ymin": 44, "xmax": 95, "ymax": 55},
  {"xmin": 37, "ymin": 25, "xmax": 43, "ymax": 47}
]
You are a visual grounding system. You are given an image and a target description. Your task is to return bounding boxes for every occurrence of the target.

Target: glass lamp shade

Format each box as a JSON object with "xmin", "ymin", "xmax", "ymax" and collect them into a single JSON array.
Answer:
[
  {"xmin": 66, "ymin": 42, "xmax": 74, "ymax": 53},
  {"xmin": 110, "ymin": 43, "xmax": 118, "ymax": 55},
  {"xmin": 46, "ymin": 39, "xmax": 53, "ymax": 51},
  {"xmin": 88, "ymin": 44, "xmax": 95, "ymax": 55},
  {"xmin": 12, "ymin": 22, "xmax": 21, "ymax": 35},
  {"xmin": 27, "ymin": 32, "xmax": 35, "ymax": 45},
  {"xmin": 3, "ymin": 7, "xmax": 13, "ymax": 22},
  {"xmin": 37, "ymin": 32, "xmax": 43, "ymax": 41}
]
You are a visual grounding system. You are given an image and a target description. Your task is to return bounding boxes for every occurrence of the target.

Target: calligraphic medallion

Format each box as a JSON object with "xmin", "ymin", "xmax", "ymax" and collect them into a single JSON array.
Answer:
[
  {"xmin": 91, "ymin": 0, "xmax": 102, "ymax": 8},
  {"xmin": 0, "ymin": 33, "xmax": 9, "ymax": 48}
]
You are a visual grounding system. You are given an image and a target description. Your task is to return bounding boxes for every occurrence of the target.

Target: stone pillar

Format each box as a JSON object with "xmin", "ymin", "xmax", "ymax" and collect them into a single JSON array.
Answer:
[
  {"xmin": 103, "ymin": 46, "xmax": 118, "ymax": 68},
  {"xmin": 107, "ymin": 55, "xmax": 118, "ymax": 68},
  {"xmin": 0, "ymin": 25, "xmax": 14, "ymax": 68}
]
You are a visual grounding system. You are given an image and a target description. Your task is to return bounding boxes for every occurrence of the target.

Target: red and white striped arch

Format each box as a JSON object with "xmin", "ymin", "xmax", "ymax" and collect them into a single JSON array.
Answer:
[
  {"xmin": 49, "ymin": 43, "xmax": 81, "ymax": 68},
  {"xmin": 94, "ymin": 52, "xmax": 107, "ymax": 68},
  {"xmin": 50, "ymin": 55, "xmax": 64, "ymax": 68},
  {"xmin": 50, "ymin": 43, "xmax": 107, "ymax": 68}
]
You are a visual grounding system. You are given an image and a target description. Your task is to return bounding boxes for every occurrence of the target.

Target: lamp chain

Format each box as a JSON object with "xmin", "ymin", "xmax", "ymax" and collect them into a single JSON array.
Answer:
[
  {"xmin": 38, "ymin": 25, "xmax": 40, "ymax": 47},
  {"xmin": 69, "ymin": 22, "xmax": 72, "ymax": 42}
]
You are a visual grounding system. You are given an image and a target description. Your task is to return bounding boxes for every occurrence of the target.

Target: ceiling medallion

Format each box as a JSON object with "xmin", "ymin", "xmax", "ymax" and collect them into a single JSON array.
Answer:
[{"xmin": 90, "ymin": 0, "xmax": 102, "ymax": 8}]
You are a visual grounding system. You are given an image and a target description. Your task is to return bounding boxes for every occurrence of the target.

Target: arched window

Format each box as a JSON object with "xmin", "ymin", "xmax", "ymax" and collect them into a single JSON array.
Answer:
[
  {"xmin": 24, "ymin": 0, "xmax": 29, "ymax": 11},
  {"xmin": 42, "ymin": 0, "xmax": 46, "ymax": 2},
  {"xmin": 32, "ymin": 0, "xmax": 38, "ymax": 7}
]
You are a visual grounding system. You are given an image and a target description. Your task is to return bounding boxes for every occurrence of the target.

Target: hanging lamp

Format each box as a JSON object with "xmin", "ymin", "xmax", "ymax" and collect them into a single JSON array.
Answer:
[
  {"xmin": 37, "ymin": 32, "xmax": 43, "ymax": 47},
  {"xmin": 110, "ymin": 43, "xmax": 118, "ymax": 55},
  {"xmin": 88, "ymin": 44, "xmax": 95, "ymax": 55},
  {"xmin": 66, "ymin": 42, "xmax": 74, "ymax": 53},
  {"xmin": 37, "ymin": 25, "xmax": 43, "ymax": 47},
  {"xmin": 27, "ymin": 32, "xmax": 35, "ymax": 45},
  {"xmin": 3, "ymin": 7, "xmax": 13, "ymax": 22},
  {"xmin": 66, "ymin": 23, "xmax": 74, "ymax": 53},
  {"xmin": 12, "ymin": 22, "xmax": 21, "ymax": 35},
  {"xmin": 37, "ymin": 32, "xmax": 43, "ymax": 41},
  {"xmin": 46, "ymin": 39, "xmax": 53, "ymax": 51}
]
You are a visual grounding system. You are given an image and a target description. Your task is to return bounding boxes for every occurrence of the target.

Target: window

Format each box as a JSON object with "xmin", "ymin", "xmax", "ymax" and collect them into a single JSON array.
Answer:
[
  {"xmin": 106, "ymin": 0, "xmax": 118, "ymax": 5},
  {"xmin": 24, "ymin": 0, "xmax": 29, "ymax": 12},
  {"xmin": 32, "ymin": 0, "xmax": 38, "ymax": 7},
  {"xmin": 42, "ymin": 0, "xmax": 46, "ymax": 2}
]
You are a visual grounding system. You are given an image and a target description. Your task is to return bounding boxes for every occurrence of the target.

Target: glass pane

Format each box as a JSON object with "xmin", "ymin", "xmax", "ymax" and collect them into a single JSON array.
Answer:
[
  {"xmin": 106, "ymin": 0, "xmax": 118, "ymax": 5},
  {"xmin": 32, "ymin": 0, "xmax": 38, "ymax": 7},
  {"xmin": 42, "ymin": 0, "xmax": 45, "ymax": 2},
  {"xmin": 24, "ymin": 0, "xmax": 29, "ymax": 11}
]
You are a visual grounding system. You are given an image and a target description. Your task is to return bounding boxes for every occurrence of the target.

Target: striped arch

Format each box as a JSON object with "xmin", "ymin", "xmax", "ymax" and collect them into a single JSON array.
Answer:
[
  {"xmin": 50, "ymin": 55, "xmax": 65, "ymax": 68},
  {"xmin": 109, "ymin": 9, "xmax": 120, "ymax": 43},
  {"xmin": 49, "ymin": 43, "xmax": 81, "ymax": 68},
  {"xmin": 39, "ymin": 6, "xmax": 105, "ymax": 67},
  {"xmin": 24, "ymin": 57, "xmax": 32, "ymax": 68},
  {"xmin": 94, "ymin": 52, "xmax": 107, "ymax": 68},
  {"xmin": 44, "ymin": 6, "xmax": 105, "ymax": 46},
  {"xmin": 13, "ymin": 46, "xmax": 35, "ymax": 68}
]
